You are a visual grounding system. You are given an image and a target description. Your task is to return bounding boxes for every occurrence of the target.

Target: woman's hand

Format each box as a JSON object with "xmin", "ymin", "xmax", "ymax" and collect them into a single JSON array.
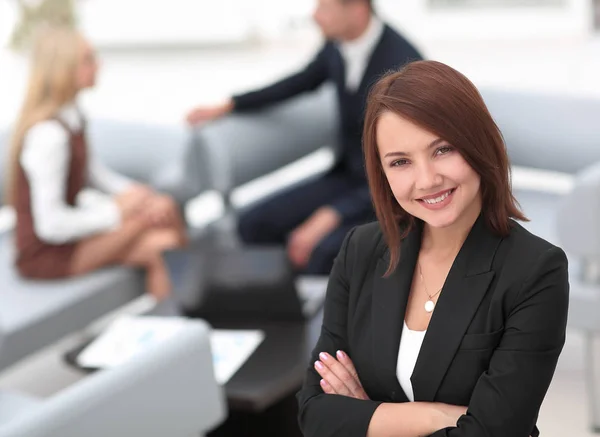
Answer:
[
  {"xmin": 115, "ymin": 184, "xmax": 154, "ymax": 219},
  {"xmin": 142, "ymin": 194, "xmax": 179, "ymax": 228},
  {"xmin": 431, "ymin": 403, "xmax": 468, "ymax": 430},
  {"xmin": 314, "ymin": 351, "xmax": 370, "ymax": 400}
]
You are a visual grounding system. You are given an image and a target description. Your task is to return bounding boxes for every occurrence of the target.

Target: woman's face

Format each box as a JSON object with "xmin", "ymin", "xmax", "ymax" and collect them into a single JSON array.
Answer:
[
  {"xmin": 377, "ymin": 111, "xmax": 482, "ymax": 229},
  {"xmin": 75, "ymin": 38, "xmax": 98, "ymax": 90}
]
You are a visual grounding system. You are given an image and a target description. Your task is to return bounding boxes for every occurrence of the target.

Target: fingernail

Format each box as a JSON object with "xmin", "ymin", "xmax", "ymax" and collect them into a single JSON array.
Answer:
[
  {"xmin": 319, "ymin": 352, "xmax": 329, "ymax": 361},
  {"xmin": 315, "ymin": 361, "xmax": 324, "ymax": 370},
  {"xmin": 336, "ymin": 350, "xmax": 346, "ymax": 360},
  {"xmin": 320, "ymin": 379, "xmax": 328, "ymax": 388}
]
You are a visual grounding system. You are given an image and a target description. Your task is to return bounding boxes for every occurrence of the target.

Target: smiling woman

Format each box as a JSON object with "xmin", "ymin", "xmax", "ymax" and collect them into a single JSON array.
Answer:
[
  {"xmin": 296, "ymin": 60, "xmax": 569, "ymax": 437},
  {"xmin": 363, "ymin": 61, "xmax": 527, "ymax": 275}
]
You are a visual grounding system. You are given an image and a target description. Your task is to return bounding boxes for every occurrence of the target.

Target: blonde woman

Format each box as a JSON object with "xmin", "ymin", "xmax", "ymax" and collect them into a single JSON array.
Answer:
[{"xmin": 5, "ymin": 26, "xmax": 187, "ymax": 300}]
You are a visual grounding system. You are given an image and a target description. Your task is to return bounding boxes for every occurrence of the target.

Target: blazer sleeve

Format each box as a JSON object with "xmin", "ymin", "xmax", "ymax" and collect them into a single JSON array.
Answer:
[
  {"xmin": 232, "ymin": 43, "xmax": 330, "ymax": 111},
  {"xmin": 296, "ymin": 228, "xmax": 383, "ymax": 437},
  {"xmin": 429, "ymin": 246, "xmax": 569, "ymax": 437}
]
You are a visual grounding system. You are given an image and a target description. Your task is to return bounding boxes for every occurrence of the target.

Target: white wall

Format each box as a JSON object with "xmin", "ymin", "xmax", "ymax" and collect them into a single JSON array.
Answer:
[
  {"xmin": 79, "ymin": 0, "xmax": 254, "ymax": 47},
  {"xmin": 378, "ymin": 0, "xmax": 593, "ymax": 43},
  {"xmin": 0, "ymin": 2, "xmax": 18, "ymax": 48},
  {"xmin": 2, "ymin": 0, "xmax": 591, "ymax": 49}
]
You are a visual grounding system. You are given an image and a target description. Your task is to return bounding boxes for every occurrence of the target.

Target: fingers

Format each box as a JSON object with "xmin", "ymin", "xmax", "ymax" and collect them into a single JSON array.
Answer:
[
  {"xmin": 314, "ymin": 358, "xmax": 350, "ymax": 396},
  {"xmin": 335, "ymin": 350, "xmax": 369, "ymax": 398},
  {"xmin": 320, "ymin": 378, "xmax": 335, "ymax": 394},
  {"xmin": 141, "ymin": 195, "xmax": 179, "ymax": 228},
  {"xmin": 186, "ymin": 109, "xmax": 203, "ymax": 125},
  {"xmin": 118, "ymin": 187, "xmax": 153, "ymax": 218},
  {"xmin": 287, "ymin": 231, "xmax": 310, "ymax": 268},
  {"xmin": 314, "ymin": 352, "xmax": 369, "ymax": 400},
  {"xmin": 289, "ymin": 242, "xmax": 309, "ymax": 268}
]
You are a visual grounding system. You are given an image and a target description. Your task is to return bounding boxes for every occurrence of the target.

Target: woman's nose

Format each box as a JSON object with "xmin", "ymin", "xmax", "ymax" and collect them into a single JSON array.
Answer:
[{"xmin": 415, "ymin": 161, "xmax": 442, "ymax": 191}]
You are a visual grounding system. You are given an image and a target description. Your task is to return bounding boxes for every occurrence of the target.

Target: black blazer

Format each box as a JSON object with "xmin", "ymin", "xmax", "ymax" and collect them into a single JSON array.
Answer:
[
  {"xmin": 232, "ymin": 24, "xmax": 422, "ymax": 223},
  {"xmin": 297, "ymin": 215, "xmax": 569, "ymax": 437}
]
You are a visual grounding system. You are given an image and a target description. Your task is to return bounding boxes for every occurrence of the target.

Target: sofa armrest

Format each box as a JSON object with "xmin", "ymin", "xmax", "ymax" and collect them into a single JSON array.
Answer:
[
  {"xmin": 0, "ymin": 206, "xmax": 14, "ymax": 235},
  {"xmin": 193, "ymin": 84, "xmax": 338, "ymax": 197},
  {"xmin": 481, "ymin": 88, "xmax": 600, "ymax": 174},
  {"xmin": 556, "ymin": 161, "xmax": 600, "ymax": 262},
  {"xmin": 0, "ymin": 319, "xmax": 226, "ymax": 437}
]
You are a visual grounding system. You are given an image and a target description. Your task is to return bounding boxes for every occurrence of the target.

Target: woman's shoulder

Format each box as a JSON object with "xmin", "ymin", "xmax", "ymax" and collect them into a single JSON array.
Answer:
[
  {"xmin": 24, "ymin": 104, "xmax": 79, "ymax": 142},
  {"xmin": 503, "ymin": 219, "xmax": 568, "ymax": 275},
  {"xmin": 22, "ymin": 120, "xmax": 69, "ymax": 161},
  {"xmin": 26, "ymin": 119, "xmax": 66, "ymax": 138},
  {"xmin": 342, "ymin": 221, "xmax": 387, "ymax": 265},
  {"xmin": 507, "ymin": 220, "xmax": 565, "ymax": 255}
]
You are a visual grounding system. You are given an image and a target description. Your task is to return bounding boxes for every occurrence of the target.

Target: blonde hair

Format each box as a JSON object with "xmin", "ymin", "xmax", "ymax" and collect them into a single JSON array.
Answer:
[{"xmin": 5, "ymin": 25, "xmax": 83, "ymax": 205}]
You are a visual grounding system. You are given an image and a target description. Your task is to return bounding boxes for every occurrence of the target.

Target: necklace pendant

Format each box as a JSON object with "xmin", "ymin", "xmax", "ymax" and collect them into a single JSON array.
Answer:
[{"xmin": 424, "ymin": 300, "xmax": 435, "ymax": 313}]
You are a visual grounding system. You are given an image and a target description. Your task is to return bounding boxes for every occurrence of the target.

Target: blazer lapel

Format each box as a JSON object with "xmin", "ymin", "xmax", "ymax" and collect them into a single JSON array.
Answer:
[
  {"xmin": 411, "ymin": 215, "xmax": 502, "ymax": 402},
  {"xmin": 371, "ymin": 222, "xmax": 422, "ymax": 400}
]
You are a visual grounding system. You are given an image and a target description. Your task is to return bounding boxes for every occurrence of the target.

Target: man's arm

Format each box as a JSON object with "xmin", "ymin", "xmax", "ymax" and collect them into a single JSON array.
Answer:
[{"xmin": 232, "ymin": 43, "xmax": 332, "ymax": 111}]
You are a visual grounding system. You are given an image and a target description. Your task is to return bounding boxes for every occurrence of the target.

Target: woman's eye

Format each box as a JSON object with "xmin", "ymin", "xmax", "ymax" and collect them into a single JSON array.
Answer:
[
  {"xmin": 391, "ymin": 159, "xmax": 409, "ymax": 167},
  {"xmin": 436, "ymin": 145, "xmax": 453, "ymax": 155}
]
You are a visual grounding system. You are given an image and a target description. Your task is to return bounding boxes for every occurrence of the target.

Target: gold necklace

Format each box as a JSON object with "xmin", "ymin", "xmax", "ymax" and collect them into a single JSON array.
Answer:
[{"xmin": 418, "ymin": 263, "xmax": 443, "ymax": 313}]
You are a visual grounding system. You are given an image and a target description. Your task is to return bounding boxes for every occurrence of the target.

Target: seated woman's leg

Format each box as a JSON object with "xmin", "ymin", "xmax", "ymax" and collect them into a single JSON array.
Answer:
[
  {"xmin": 119, "ymin": 196, "xmax": 187, "ymax": 299},
  {"xmin": 118, "ymin": 228, "xmax": 182, "ymax": 300},
  {"xmin": 69, "ymin": 223, "xmax": 182, "ymax": 299},
  {"xmin": 143, "ymin": 193, "xmax": 188, "ymax": 246},
  {"xmin": 68, "ymin": 218, "xmax": 151, "ymax": 275},
  {"xmin": 69, "ymin": 196, "xmax": 186, "ymax": 299}
]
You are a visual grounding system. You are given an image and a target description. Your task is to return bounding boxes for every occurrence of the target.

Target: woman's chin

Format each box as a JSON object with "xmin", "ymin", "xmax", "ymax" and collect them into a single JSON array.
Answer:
[{"xmin": 414, "ymin": 209, "xmax": 458, "ymax": 229}]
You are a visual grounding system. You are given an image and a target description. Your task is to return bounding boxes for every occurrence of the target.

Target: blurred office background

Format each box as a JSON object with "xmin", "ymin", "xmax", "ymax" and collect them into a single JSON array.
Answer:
[
  {"xmin": 1, "ymin": 0, "xmax": 600, "ymax": 129},
  {"xmin": 1, "ymin": 0, "xmax": 600, "ymax": 436},
  {"xmin": 2, "ymin": 0, "xmax": 599, "ymax": 224}
]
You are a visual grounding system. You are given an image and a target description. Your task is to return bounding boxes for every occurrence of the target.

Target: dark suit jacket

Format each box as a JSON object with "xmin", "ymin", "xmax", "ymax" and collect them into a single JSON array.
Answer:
[
  {"xmin": 296, "ymin": 215, "xmax": 569, "ymax": 437},
  {"xmin": 232, "ymin": 24, "xmax": 422, "ymax": 224}
]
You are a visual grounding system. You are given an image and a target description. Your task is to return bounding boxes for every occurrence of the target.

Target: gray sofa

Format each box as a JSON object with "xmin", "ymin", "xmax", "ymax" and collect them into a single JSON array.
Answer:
[
  {"xmin": 192, "ymin": 84, "xmax": 600, "ymax": 432},
  {"xmin": 0, "ymin": 318, "xmax": 226, "ymax": 437},
  {"xmin": 0, "ymin": 118, "xmax": 201, "ymax": 372}
]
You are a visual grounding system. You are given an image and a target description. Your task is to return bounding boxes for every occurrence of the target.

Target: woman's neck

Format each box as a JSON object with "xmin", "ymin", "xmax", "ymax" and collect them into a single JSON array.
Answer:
[{"xmin": 420, "ymin": 207, "xmax": 481, "ymax": 260}]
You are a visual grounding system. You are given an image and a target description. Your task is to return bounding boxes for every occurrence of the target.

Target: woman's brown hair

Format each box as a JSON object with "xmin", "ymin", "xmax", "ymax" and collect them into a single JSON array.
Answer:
[{"xmin": 363, "ymin": 60, "xmax": 526, "ymax": 275}]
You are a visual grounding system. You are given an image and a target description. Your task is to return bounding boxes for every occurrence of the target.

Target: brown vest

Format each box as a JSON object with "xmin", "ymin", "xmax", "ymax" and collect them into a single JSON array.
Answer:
[{"xmin": 15, "ymin": 117, "xmax": 88, "ymax": 279}]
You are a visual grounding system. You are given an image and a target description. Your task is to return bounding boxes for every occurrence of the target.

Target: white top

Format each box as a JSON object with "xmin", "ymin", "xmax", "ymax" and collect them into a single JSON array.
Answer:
[
  {"xmin": 20, "ymin": 103, "xmax": 134, "ymax": 244},
  {"xmin": 339, "ymin": 15, "xmax": 385, "ymax": 92},
  {"xmin": 396, "ymin": 321, "xmax": 427, "ymax": 402}
]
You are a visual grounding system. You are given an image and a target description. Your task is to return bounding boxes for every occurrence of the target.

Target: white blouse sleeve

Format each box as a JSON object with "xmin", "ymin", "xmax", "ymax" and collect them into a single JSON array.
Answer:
[{"xmin": 20, "ymin": 121, "xmax": 122, "ymax": 244}]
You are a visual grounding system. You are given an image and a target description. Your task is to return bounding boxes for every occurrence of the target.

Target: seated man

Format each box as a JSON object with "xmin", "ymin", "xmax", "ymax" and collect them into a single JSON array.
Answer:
[{"xmin": 187, "ymin": 0, "xmax": 422, "ymax": 274}]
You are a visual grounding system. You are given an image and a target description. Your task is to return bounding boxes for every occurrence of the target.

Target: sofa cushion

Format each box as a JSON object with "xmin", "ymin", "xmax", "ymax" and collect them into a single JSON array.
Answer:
[
  {"xmin": 86, "ymin": 119, "xmax": 188, "ymax": 184},
  {"xmin": 513, "ymin": 188, "xmax": 560, "ymax": 245},
  {"xmin": 482, "ymin": 89, "xmax": 600, "ymax": 174},
  {"xmin": 513, "ymin": 187, "xmax": 582, "ymax": 278},
  {"xmin": 0, "ymin": 391, "xmax": 42, "ymax": 426}
]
